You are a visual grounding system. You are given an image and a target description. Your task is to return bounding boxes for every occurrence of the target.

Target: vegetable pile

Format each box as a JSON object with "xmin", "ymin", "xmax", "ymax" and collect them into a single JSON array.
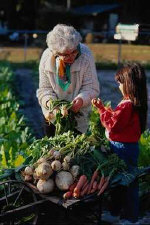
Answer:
[{"xmin": 22, "ymin": 130, "xmax": 128, "ymax": 199}]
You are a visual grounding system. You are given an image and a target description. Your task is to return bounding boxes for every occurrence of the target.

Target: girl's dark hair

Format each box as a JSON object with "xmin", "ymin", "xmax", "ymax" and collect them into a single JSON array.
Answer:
[{"xmin": 115, "ymin": 62, "xmax": 148, "ymax": 133}]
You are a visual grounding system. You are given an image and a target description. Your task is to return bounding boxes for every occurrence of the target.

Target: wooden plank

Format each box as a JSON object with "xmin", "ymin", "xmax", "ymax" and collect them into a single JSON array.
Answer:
[{"xmin": 0, "ymin": 199, "xmax": 48, "ymax": 222}]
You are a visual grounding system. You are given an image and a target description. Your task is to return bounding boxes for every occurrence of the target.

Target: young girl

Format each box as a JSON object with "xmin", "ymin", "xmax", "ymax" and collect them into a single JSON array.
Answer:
[{"xmin": 92, "ymin": 62, "xmax": 148, "ymax": 224}]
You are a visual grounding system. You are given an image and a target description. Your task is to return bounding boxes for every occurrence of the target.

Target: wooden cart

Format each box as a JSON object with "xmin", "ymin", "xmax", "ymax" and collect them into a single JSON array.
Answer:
[{"xmin": 0, "ymin": 179, "xmax": 102, "ymax": 225}]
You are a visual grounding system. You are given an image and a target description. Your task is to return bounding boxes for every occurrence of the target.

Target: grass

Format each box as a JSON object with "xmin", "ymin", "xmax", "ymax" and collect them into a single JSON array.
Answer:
[{"xmin": 1, "ymin": 43, "xmax": 150, "ymax": 69}]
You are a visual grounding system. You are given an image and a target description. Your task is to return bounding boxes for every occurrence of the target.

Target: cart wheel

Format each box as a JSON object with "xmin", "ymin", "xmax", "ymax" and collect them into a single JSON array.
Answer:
[{"xmin": 0, "ymin": 180, "xmax": 38, "ymax": 225}]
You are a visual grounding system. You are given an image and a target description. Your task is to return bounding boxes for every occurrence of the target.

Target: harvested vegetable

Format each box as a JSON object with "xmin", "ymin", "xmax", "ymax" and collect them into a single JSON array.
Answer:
[
  {"xmin": 53, "ymin": 151, "xmax": 61, "ymax": 160},
  {"xmin": 24, "ymin": 166, "xmax": 34, "ymax": 176},
  {"xmin": 62, "ymin": 161, "xmax": 70, "ymax": 171},
  {"xmin": 35, "ymin": 162, "xmax": 53, "ymax": 180},
  {"xmin": 51, "ymin": 160, "xmax": 61, "ymax": 171},
  {"xmin": 55, "ymin": 171, "xmax": 74, "ymax": 191},
  {"xmin": 70, "ymin": 165, "xmax": 80, "ymax": 178},
  {"xmin": 37, "ymin": 179, "xmax": 55, "ymax": 193},
  {"xmin": 63, "ymin": 191, "xmax": 73, "ymax": 199},
  {"xmin": 24, "ymin": 175, "xmax": 32, "ymax": 182},
  {"xmin": 74, "ymin": 175, "xmax": 87, "ymax": 195}
]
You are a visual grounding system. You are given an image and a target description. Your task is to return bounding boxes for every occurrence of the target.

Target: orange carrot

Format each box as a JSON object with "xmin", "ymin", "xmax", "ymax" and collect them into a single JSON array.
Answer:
[
  {"xmin": 73, "ymin": 192, "xmax": 80, "ymax": 198},
  {"xmin": 74, "ymin": 175, "xmax": 87, "ymax": 193},
  {"xmin": 80, "ymin": 183, "xmax": 89, "ymax": 197},
  {"xmin": 69, "ymin": 182, "xmax": 78, "ymax": 192},
  {"xmin": 97, "ymin": 176, "xmax": 110, "ymax": 196},
  {"xmin": 87, "ymin": 169, "xmax": 99, "ymax": 194},
  {"xmin": 81, "ymin": 180, "xmax": 88, "ymax": 191},
  {"xmin": 98, "ymin": 174, "xmax": 105, "ymax": 190},
  {"xmin": 63, "ymin": 191, "xmax": 73, "ymax": 199},
  {"xmin": 92, "ymin": 181, "xmax": 98, "ymax": 189}
]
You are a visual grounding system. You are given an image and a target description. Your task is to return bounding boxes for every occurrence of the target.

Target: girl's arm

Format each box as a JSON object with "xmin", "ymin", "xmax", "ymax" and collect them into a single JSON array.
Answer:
[{"xmin": 97, "ymin": 101, "xmax": 133, "ymax": 132}]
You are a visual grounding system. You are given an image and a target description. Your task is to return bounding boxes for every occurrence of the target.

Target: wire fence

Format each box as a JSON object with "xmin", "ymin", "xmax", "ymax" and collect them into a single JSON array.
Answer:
[{"xmin": 0, "ymin": 29, "xmax": 150, "ymax": 63}]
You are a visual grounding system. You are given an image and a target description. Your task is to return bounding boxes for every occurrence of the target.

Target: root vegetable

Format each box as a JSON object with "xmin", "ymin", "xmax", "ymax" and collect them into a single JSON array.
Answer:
[
  {"xmin": 62, "ymin": 161, "xmax": 70, "ymax": 171},
  {"xmin": 37, "ymin": 179, "xmax": 54, "ymax": 194},
  {"xmin": 69, "ymin": 182, "xmax": 78, "ymax": 192},
  {"xmin": 24, "ymin": 175, "xmax": 32, "ymax": 182},
  {"xmin": 80, "ymin": 183, "xmax": 89, "ymax": 197},
  {"xmin": 87, "ymin": 169, "xmax": 99, "ymax": 194},
  {"xmin": 98, "ymin": 175, "xmax": 105, "ymax": 190},
  {"xmin": 53, "ymin": 151, "xmax": 61, "ymax": 160},
  {"xmin": 61, "ymin": 106, "xmax": 68, "ymax": 117},
  {"xmin": 74, "ymin": 175, "xmax": 87, "ymax": 194},
  {"xmin": 51, "ymin": 160, "xmax": 61, "ymax": 171},
  {"xmin": 64, "ymin": 155, "xmax": 71, "ymax": 163},
  {"xmin": 55, "ymin": 171, "xmax": 74, "ymax": 191},
  {"xmin": 35, "ymin": 162, "xmax": 53, "ymax": 180},
  {"xmin": 24, "ymin": 166, "xmax": 34, "ymax": 176},
  {"xmin": 97, "ymin": 176, "xmax": 110, "ymax": 196},
  {"xmin": 37, "ymin": 157, "xmax": 47, "ymax": 164},
  {"xmin": 63, "ymin": 191, "xmax": 72, "ymax": 199},
  {"xmin": 70, "ymin": 165, "xmax": 80, "ymax": 178}
]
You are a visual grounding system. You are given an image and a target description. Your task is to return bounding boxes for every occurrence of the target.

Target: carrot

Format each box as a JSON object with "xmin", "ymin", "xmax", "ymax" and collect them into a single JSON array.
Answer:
[
  {"xmin": 87, "ymin": 169, "xmax": 99, "ymax": 194},
  {"xmin": 63, "ymin": 191, "xmax": 73, "ymax": 199},
  {"xmin": 97, "ymin": 176, "xmax": 110, "ymax": 196},
  {"xmin": 80, "ymin": 183, "xmax": 89, "ymax": 197},
  {"xmin": 81, "ymin": 180, "xmax": 88, "ymax": 191},
  {"xmin": 98, "ymin": 174, "xmax": 105, "ymax": 190},
  {"xmin": 69, "ymin": 182, "xmax": 78, "ymax": 192},
  {"xmin": 74, "ymin": 175, "xmax": 87, "ymax": 193},
  {"xmin": 92, "ymin": 181, "xmax": 98, "ymax": 189},
  {"xmin": 73, "ymin": 192, "xmax": 80, "ymax": 198}
]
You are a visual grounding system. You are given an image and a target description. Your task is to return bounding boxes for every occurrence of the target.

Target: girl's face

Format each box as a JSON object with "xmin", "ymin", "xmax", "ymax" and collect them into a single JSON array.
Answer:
[{"xmin": 118, "ymin": 82, "xmax": 124, "ymax": 96}]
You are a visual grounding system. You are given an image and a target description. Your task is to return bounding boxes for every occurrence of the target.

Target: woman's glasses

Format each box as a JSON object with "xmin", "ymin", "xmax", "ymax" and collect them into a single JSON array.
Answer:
[{"xmin": 55, "ymin": 49, "xmax": 78, "ymax": 59}]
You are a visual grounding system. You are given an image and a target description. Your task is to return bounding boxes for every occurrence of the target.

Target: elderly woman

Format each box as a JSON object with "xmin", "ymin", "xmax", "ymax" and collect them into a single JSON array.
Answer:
[{"xmin": 37, "ymin": 24, "xmax": 100, "ymax": 137}]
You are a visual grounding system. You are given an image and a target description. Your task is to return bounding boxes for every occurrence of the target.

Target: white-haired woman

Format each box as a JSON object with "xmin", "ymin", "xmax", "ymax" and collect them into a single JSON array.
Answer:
[{"xmin": 37, "ymin": 24, "xmax": 100, "ymax": 137}]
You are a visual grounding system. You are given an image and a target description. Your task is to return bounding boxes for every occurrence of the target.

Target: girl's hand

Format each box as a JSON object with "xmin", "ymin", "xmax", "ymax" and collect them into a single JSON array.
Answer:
[
  {"xmin": 71, "ymin": 97, "xmax": 83, "ymax": 113},
  {"xmin": 91, "ymin": 98, "xmax": 103, "ymax": 108}
]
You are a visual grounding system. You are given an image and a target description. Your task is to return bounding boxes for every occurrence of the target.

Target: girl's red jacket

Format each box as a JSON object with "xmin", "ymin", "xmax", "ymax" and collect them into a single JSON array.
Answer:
[{"xmin": 98, "ymin": 100, "xmax": 141, "ymax": 143}]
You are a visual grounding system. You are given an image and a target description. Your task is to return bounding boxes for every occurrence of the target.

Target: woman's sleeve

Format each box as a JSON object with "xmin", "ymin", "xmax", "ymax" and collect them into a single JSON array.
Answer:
[
  {"xmin": 75, "ymin": 53, "xmax": 100, "ymax": 107},
  {"xmin": 36, "ymin": 50, "xmax": 57, "ymax": 110},
  {"xmin": 98, "ymin": 102, "xmax": 133, "ymax": 132}
]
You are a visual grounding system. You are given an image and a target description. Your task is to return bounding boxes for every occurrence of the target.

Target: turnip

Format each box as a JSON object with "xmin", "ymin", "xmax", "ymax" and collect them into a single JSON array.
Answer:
[
  {"xmin": 24, "ymin": 166, "xmax": 34, "ymax": 176},
  {"xmin": 64, "ymin": 155, "xmax": 71, "ymax": 163},
  {"xmin": 53, "ymin": 151, "xmax": 61, "ymax": 160},
  {"xmin": 61, "ymin": 106, "xmax": 68, "ymax": 117},
  {"xmin": 37, "ymin": 179, "xmax": 54, "ymax": 194},
  {"xmin": 62, "ymin": 161, "xmax": 70, "ymax": 171},
  {"xmin": 24, "ymin": 175, "xmax": 32, "ymax": 182},
  {"xmin": 70, "ymin": 165, "xmax": 80, "ymax": 178},
  {"xmin": 55, "ymin": 171, "xmax": 74, "ymax": 191},
  {"xmin": 35, "ymin": 162, "xmax": 53, "ymax": 180},
  {"xmin": 51, "ymin": 160, "xmax": 61, "ymax": 171},
  {"xmin": 37, "ymin": 157, "xmax": 47, "ymax": 164}
]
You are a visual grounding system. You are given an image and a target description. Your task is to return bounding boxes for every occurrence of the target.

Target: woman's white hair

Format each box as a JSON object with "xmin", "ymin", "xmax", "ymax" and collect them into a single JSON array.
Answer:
[{"xmin": 46, "ymin": 24, "xmax": 82, "ymax": 54}]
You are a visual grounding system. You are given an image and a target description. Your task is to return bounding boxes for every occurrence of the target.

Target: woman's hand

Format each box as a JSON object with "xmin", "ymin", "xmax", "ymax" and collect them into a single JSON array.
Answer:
[
  {"xmin": 91, "ymin": 98, "xmax": 103, "ymax": 108},
  {"xmin": 71, "ymin": 97, "xmax": 83, "ymax": 113}
]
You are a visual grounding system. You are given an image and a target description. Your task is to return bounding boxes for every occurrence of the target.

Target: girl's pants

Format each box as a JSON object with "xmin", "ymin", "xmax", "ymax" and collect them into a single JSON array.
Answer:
[{"xmin": 109, "ymin": 141, "xmax": 139, "ymax": 223}]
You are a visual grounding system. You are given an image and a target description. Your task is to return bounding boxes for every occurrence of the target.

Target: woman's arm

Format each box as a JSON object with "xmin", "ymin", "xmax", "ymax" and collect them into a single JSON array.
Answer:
[
  {"xmin": 36, "ymin": 50, "xmax": 57, "ymax": 110},
  {"xmin": 74, "ymin": 53, "xmax": 100, "ymax": 108}
]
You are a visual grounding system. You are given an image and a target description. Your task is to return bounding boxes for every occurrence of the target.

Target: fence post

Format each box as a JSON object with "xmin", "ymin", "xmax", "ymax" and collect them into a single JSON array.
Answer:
[
  {"xmin": 118, "ymin": 38, "xmax": 122, "ymax": 68},
  {"xmin": 24, "ymin": 33, "xmax": 28, "ymax": 62}
]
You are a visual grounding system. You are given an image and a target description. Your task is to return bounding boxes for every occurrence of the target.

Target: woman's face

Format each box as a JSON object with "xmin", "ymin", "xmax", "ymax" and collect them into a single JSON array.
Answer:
[{"xmin": 57, "ymin": 49, "xmax": 78, "ymax": 64}]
